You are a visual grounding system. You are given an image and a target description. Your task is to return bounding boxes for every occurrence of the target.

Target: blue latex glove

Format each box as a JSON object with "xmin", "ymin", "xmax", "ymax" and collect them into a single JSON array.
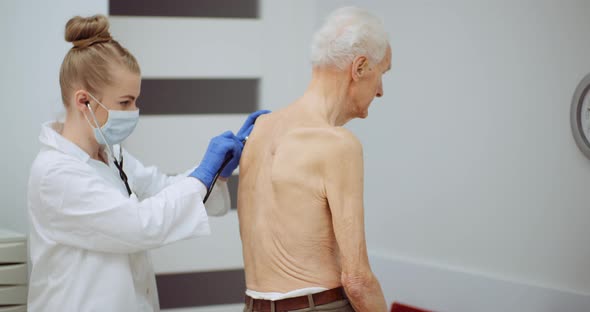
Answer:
[
  {"xmin": 215, "ymin": 110, "xmax": 271, "ymax": 178},
  {"xmin": 189, "ymin": 131, "xmax": 243, "ymax": 188},
  {"xmin": 219, "ymin": 134, "xmax": 243, "ymax": 178},
  {"xmin": 236, "ymin": 110, "xmax": 271, "ymax": 142}
]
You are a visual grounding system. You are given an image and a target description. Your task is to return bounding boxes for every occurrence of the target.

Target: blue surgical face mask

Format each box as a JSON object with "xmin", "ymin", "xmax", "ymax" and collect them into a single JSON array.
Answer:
[{"xmin": 84, "ymin": 93, "xmax": 140, "ymax": 146}]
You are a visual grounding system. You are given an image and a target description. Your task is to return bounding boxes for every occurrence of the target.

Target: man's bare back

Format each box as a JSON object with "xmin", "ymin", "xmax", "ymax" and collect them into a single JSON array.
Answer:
[{"xmin": 238, "ymin": 107, "xmax": 357, "ymax": 293}]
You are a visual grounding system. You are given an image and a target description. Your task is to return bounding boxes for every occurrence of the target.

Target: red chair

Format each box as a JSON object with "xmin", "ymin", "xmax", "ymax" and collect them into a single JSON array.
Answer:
[{"xmin": 391, "ymin": 302, "xmax": 434, "ymax": 312}]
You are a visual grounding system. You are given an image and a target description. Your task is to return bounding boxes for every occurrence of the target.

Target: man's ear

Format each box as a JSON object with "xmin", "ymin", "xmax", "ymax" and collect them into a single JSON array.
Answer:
[
  {"xmin": 73, "ymin": 90, "xmax": 91, "ymax": 113},
  {"xmin": 351, "ymin": 56, "xmax": 369, "ymax": 81}
]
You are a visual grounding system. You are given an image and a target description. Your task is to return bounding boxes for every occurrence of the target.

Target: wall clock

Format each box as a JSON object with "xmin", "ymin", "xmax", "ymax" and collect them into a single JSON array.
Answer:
[{"xmin": 571, "ymin": 73, "xmax": 590, "ymax": 159}]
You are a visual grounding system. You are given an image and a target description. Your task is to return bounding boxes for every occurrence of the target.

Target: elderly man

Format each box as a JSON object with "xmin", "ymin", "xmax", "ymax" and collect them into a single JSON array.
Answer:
[{"xmin": 238, "ymin": 7, "xmax": 391, "ymax": 312}]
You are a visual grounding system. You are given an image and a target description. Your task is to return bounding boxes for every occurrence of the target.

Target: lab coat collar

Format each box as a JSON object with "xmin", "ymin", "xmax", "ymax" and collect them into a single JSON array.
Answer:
[{"xmin": 39, "ymin": 121, "xmax": 107, "ymax": 163}]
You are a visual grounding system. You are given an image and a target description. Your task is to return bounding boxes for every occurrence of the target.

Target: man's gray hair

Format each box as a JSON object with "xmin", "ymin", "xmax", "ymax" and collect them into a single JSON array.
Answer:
[{"xmin": 310, "ymin": 7, "xmax": 389, "ymax": 70}]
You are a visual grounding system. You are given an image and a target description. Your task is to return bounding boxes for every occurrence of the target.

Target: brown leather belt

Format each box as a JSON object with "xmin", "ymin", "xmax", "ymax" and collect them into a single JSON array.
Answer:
[{"xmin": 245, "ymin": 287, "xmax": 347, "ymax": 312}]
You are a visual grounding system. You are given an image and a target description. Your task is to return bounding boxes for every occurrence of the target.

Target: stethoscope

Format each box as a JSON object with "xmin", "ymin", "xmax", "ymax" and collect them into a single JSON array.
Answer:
[
  {"xmin": 86, "ymin": 101, "xmax": 133, "ymax": 196},
  {"xmin": 86, "ymin": 101, "xmax": 246, "ymax": 202},
  {"xmin": 202, "ymin": 135, "xmax": 248, "ymax": 203},
  {"xmin": 112, "ymin": 145, "xmax": 132, "ymax": 196}
]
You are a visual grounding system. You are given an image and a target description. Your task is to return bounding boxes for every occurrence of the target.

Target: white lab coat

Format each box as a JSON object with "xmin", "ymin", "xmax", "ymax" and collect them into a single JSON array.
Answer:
[{"xmin": 27, "ymin": 122, "xmax": 231, "ymax": 312}]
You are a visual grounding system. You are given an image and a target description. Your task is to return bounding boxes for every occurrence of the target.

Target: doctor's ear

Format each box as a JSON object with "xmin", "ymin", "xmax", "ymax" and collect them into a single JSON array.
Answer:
[
  {"xmin": 73, "ymin": 90, "xmax": 91, "ymax": 112},
  {"xmin": 351, "ymin": 56, "xmax": 369, "ymax": 81}
]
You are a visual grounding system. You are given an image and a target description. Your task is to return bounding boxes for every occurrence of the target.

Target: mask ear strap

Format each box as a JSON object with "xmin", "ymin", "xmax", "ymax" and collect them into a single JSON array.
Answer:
[
  {"xmin": 85, "ymin": 93, "xmax": 110, "ymax": 130},
  {"xmin": 87, "ymin": 92, "xmax": 109, "ymax": 111},
  {"xmin": 85, "ymin": 100, "xmax": 116, "ymax": 160}
]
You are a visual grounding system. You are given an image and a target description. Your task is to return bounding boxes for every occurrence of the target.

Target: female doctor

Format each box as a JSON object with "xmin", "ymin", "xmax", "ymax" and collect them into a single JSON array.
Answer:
[{"xmin": 26, "ymin": 15, "xmax": 266, "ymax": 311}]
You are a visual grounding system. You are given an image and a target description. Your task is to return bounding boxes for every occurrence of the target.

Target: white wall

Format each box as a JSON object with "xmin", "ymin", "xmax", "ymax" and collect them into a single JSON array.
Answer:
[
  {"xmin": 316, "ymin": 0, "xmax": 590, "ymax": 303},
  {"xmin": 0, "ymin": 0, "xmax": 108, "ymax": 233}
]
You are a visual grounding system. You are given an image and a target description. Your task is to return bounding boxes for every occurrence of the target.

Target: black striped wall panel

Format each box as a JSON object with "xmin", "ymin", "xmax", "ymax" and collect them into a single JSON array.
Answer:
[
  {"xmin": 139, "ymin": 78, "xmax": 259, "ymax": 115},
  {"xmin": 110, "ymin": 0, "xmax": 259, "ymax": 19},
  {"xmin": 156, "ymin": 269, "xmax": 246, "ymax": 308},
  {"xmin": 228, "ymin": 174, "xmax": 239, "ymax": 210}
]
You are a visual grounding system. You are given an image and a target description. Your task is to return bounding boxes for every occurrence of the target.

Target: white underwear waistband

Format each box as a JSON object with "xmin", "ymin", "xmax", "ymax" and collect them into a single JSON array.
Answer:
[{"xmin": 245, "ymin": 287, "xmax": 329, "ymax": 301}]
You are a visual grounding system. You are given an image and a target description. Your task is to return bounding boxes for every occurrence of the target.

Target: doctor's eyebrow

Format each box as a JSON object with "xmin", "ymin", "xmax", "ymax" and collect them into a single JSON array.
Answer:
[{"xmin": 120, "ymin": 95, "xmax": 136, "ymax": 100}]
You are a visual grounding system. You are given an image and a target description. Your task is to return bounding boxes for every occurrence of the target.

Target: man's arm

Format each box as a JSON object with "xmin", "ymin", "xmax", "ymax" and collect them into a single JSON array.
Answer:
[{"xmin": 323, "ymin": 129, "xmax": 387, "ymax": 312}]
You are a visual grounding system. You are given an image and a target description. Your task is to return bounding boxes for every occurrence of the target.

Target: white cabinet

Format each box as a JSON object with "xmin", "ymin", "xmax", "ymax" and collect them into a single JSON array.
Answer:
[
  {"xmin": 0, "ymin": 230, "xmax": 27, "ymax": 310},
  {"xmin": 0, "ymin": 286, "xmax": 27, "ymax": 305},
  {"xmin": 0, "ymin": 264, "xmax": 27, "ymax": 285},
  {"xmin": 0, "ymin": 242, "xmax": 26, "ymax": 264}
]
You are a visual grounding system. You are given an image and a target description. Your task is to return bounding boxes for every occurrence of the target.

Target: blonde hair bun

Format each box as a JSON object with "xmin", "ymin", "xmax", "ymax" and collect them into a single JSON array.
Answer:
[
  {"xmin": 59, "ymin": 14, "xmax": 140, "ymax": 106},
  {"xmin": 65, "ymin": 15, "xmax": 112, "ymax": 49}
]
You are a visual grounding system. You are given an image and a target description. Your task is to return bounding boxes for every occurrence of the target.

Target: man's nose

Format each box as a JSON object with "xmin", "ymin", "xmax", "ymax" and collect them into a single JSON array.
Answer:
[{"xmin": 376, "ymin": 85, "xmax": 383, "ymax": 98}]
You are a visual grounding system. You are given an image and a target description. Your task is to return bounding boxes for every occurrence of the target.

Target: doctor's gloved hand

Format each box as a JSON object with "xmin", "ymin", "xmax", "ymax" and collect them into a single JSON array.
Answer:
[
  {"xmin": 236, "ymin": 110, "xmax": 271, "ymax": 142},
  {"xmin": 189, "ymin": 131, "xmax": 243, "ymax": 189}
]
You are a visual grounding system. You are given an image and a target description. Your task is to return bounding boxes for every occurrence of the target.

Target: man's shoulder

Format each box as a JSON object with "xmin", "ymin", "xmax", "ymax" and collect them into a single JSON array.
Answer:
[{"xmin": 283, "ymin": 127, "xmax": 362, "ymax": 157}]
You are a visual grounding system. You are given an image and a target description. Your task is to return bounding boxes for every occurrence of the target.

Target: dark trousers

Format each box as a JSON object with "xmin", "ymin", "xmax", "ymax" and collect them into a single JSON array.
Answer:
[{"xmin": 243, "ymin": 297, "xmax": 354, "ymax": 312}]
